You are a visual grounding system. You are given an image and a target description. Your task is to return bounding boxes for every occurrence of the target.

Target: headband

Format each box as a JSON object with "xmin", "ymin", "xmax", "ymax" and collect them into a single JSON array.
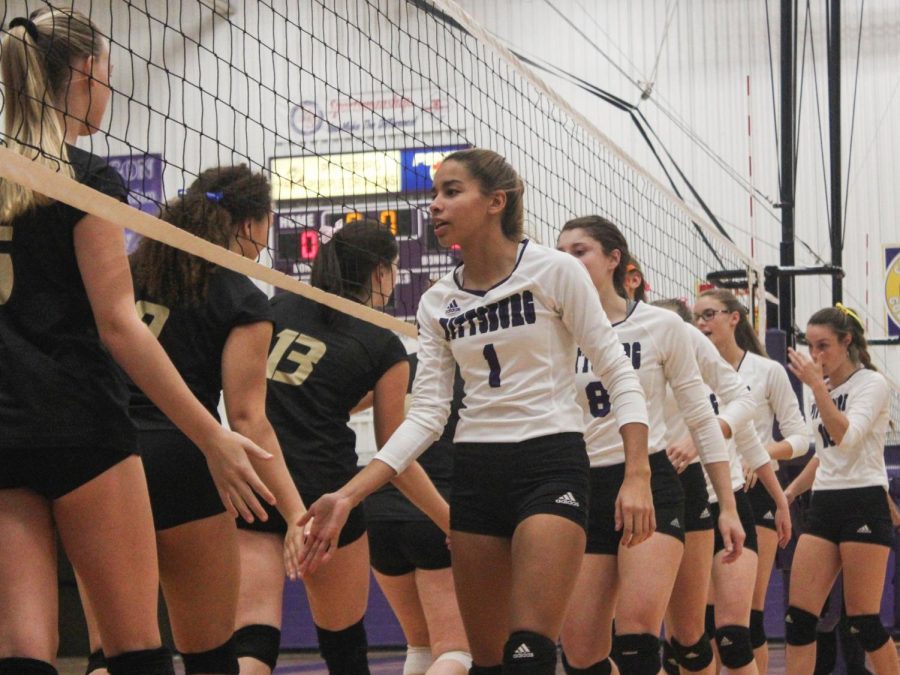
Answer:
[{"xmin": 835, "ymin": 302, "xmax": 864, "ymax": 330}]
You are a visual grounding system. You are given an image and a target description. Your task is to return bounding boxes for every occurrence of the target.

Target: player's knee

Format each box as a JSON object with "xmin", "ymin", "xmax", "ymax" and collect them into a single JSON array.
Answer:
[
  {"xmin": 181, "ymin": 636, "xmax": 238, "ymax": 674},
  {"xmin": 784, "ymin": 606, "xmax": 819, "ymax": 646},
  {"xmin": 714, "ymin": 625, "xmax": 754, "ymax": 669},
  {"xmin": 846, "ymin": 614, "xmax": 890, "ymax": 652},
  {"xmin": 85, "ymin": 649, "xmax": 106, "ymax": 675},
  {"xmin": 611, "ymin": 633, "xmax": 659, "ymax": 675},
  {"xmin": 660, "ymin": 640, "xmax": 679, "ymax": 675},
  {"xmin": 434, "ymin": 650, "xmax": 472, "ymax": 671},
  {"xmin": 0, "ymin": 658, "xmax": 58, "ymax": 674},
  {"xmin": 234, "ymin": 624, "xmax": 281, "ymax": 671},
  {"xmin": 749, "ymin": 608, "xmax": 767, "ymax": 649},
  {"xmin": 315, "ymin": 619, "xmax": 369, "ymax": 674},
  {"xmin": 105, "ymin": 647, "xmax": 174, "ymax": 675},
  {"xmin": 403, "ymin": 645, "xmax": 433, "ymax": 675},
  {"xmin": 671, "ymin": 634, "xmax": 714, "ymax": 672},
  {"xmin": 561, "ymin": 650, "xmax": 612, "ymax": 674},
  {"xmin": 503, "ymin": 631, "xmax": 557, "ymax": 674}
]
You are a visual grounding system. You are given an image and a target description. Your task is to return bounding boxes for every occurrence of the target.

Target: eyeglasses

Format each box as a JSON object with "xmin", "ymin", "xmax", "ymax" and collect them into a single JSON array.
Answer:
[{"xmin": 693, "ymin": 308, "xmax": 731, "ymax": 322}]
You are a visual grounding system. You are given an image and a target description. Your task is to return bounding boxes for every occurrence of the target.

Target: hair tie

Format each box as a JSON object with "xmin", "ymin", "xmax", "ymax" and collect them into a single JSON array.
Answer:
[
  {"xmin": 835, "ymin": 302, "xmax": 864, "ymax": 330},
  {"xmin": 175, "ymin": 188, "xmax": 223, "ymax": 204},
  {"xmin": 8, "ymin": 17, "xmax": 41, "ymax": 44}
]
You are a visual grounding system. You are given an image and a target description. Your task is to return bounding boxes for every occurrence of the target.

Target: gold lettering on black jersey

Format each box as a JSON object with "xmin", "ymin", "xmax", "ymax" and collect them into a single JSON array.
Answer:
[
  {"xmin": 267, "ymin": 328, "xmax": 327, "ymax": 386},
  {"xmin": 0, "ymin": 225, "xmax": 13, "ymax": 305},
  {"xmin": 135, "ymin": 300, "xmax": 171, "ymax": 338}
]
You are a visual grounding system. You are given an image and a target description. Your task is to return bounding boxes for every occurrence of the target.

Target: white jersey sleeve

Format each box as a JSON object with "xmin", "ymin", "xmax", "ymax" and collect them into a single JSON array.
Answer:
[
  {"xmin": 812, "ymin": 368, "xmax": 890, "ymax": 491},
  {"xmin": 375, "ymin": 291, "xmax": 456, "ymax": 473}
]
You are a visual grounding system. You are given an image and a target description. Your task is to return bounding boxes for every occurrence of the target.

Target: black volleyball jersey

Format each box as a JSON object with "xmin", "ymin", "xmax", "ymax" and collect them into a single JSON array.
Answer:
[
  {"xmin": 265, "ymin": 293, "xmax": 408, "ymax": 492},
  {"xmin": 365, "ymin": 361, "xmax": 463, "ymax": 522},
  {"xmin": 129, "ymin": 268, "xmax": 273, "ymax": 430},
  {"xmin": 0, "ymin": 146, "xmax": 136, "ymax": 450}
]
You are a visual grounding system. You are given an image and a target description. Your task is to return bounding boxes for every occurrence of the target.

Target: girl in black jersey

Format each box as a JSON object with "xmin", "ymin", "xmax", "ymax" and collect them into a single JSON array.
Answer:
[
  {"xmin": 80, "ymin": 166, "xmax": 307, "ymax": 674},
  {"xmin": 235, "ymin": 219, "xmax": 449, "ymax": 675},
  {"xmin": 0, "ymin": 10, "xmax": 272, "ymax": 675},
  {"xmin": 298, "ymin": 149, "xmax": 650, "ymax": 675}
]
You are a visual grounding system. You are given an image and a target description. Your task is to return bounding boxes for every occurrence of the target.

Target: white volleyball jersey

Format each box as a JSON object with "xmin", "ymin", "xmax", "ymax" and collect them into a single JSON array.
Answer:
[
  {"xmin": 811, "ymin": 368, "xmax": 890, "ymax": 491},
  {"xmin": 663, "ymin": 324, "xmax": 769, "ymax": 502},
  {"xmin": 375, "ymin": 240, "xmax": 648, "ymax": 474},
  {"xmin": 575, "ymin": 302, "xmax": 728, "ymax": 468},
  {"xmin": 738, "ymin": 351, "xmax": 810, "ymax": 468}
]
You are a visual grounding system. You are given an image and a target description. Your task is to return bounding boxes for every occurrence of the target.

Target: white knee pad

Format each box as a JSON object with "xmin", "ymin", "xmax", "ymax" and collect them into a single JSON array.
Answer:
[
  {"xmin": 404, "ymin": 645, "xmax": 434, "ymax": 675},
  {"xmin": 435, "ymin": 650, "xmax": 473, "ymax": 670}
]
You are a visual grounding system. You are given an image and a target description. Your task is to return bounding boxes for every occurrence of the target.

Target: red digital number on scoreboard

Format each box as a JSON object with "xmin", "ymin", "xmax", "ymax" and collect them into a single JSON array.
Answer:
[{"xmin": 299, "ymin": 230, "xmax": 320, "ymax": 260}]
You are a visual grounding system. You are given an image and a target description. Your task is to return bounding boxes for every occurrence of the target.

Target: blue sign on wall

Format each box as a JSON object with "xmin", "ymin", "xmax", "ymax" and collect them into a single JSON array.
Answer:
[
  {"xmin": 107, "ymin": 153, "xmax": 164, "ymax": 253},
  {"xmin": 400, "ymin": 145, "xmax": 467, "ymax": 193}
]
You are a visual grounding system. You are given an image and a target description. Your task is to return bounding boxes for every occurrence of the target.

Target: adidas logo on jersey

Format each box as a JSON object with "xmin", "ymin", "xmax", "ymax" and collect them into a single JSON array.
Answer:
[
  {"xmin": 512, "ymin": 643, "xmax": 534, "ymax": 659},
  {"xmin": 700, "ymin": 507, "xmax": 711, "ymax": 519},
  {"xmin": 446, "ymin": 299, "xmax": 461, "ymax": 315},
  {"xmin": 857, "ymin": 524, "xmax": 872, "ymax": 534},
  {"xmin": 764, "ymin": 510, "xmax": 775, "ymax": 520},
  {"xmin": 670, "ymin": 518, "xmax": 681, "ymax": 528},
  {"xmin": 555, "ymin": 492, "xmax": 580, "ymax": 507}
]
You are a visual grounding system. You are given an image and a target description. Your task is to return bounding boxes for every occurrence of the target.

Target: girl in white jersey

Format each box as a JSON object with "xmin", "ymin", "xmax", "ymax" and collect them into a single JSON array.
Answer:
[
  {"xmin": 656, "ymin": 298, "xmax": 791, "ymax": 675},
  {"xmin": 693, "ymin": 288, "xmax": 810, "ymax": 672},
  {"xmin": 556, "ymin": 218, "xmax": 743, "ymax": 675},
  {"xmin": 782, "ymin": 306, "xmax": 898, "ymax": 675},
  {"xmin": 297, "ymin": 149, "xmax": 650, "ymax": 675}
]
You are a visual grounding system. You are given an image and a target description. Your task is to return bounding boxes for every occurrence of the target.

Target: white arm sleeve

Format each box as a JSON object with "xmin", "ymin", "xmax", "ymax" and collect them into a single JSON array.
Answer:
[
  {"xmin": 373, "ymin": 299, "xmax": 455, "ymax": 474},
  {"xmin": 841, "ymin": 373, "xmax": 890, "ymax": 449},
  {"xmin": 663, "ymin": 321, "xmax": 729, "ymax": 464},
  {"xmin": 767, "ymin": 364, "xmax": 812, "ymax": 458},
  {"xmin": 556, "ymin": 256, "xmax": 648, "ymax": 429},
  {"xmin": 734, "ymin": 419, "xmax": 771, "ymax": 471}
]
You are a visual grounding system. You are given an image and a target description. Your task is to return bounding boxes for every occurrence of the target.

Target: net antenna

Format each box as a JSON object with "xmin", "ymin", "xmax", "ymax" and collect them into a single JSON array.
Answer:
[{"xmin": 0, "ymin": 0, "xmax": 764, "ymax": 337}]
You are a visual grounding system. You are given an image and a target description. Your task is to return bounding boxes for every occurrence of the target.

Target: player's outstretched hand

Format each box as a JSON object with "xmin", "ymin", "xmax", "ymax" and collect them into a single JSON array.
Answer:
[
  {"xmin": 203, "ymin": 428, "xmax": 275, "ymax": 523},
  {"xmin": 775, "ymin": 502, "xmax": 792, "ymax": 548},
  {"xmin": 616, "ymin": 472, "xmax": 656, "ymax": 548},
  {"xmin": 717, "ymin": 507, "xmax": 745, "ymax": 564},
  {"xmin": 284, "ymin": 513, "xmax": 309, "ymax": 581},
  {"xmin": 296, "ymin": 492, "xmax": 353, "ymax": 577},
  {"xmin": 666, "ymin": 437, "xmax": 698, "ymax": 474}
]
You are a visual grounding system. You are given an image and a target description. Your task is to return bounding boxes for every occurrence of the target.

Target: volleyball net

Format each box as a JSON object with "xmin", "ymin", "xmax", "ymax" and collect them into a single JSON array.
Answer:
[{"xmin": 1, "ymin": 0, "xmax": 763, "ymax": 333}]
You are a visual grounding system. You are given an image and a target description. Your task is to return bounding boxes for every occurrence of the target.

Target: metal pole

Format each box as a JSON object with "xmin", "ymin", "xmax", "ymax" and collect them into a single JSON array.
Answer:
[
  {"xmin": 828, "ymin": 0, "xmax": 843, "ymax": 304},
  {"xmin": 780, "ymin": 0, "xmax": 796, "ymax": 342}
]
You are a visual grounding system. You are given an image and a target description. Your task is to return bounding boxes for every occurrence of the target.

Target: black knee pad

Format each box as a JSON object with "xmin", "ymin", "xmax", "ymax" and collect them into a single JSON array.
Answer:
[
  {"xmin": 0, "ymin": 658, "xmax": 58, "ymax": 674},
  {"xmin": 468, "ymin": 666, "xmax": 502, "ymax": 675},
  {"xmin": 704, "ymin": 604, "xmax": 716, "ymax": 639},
  {"xmin": 316, "ymin": 619, "xmax": 370, "ymax": 674},
  {"xmin": 671, "ymin": 634, "xmax": 714, "ymax": 672},
  {"xmin": 785, "ymin": 605, "xmax": 820, "ymax": 646},
  {"xmin": 234, "ymin": 624, "xmax": 281, "ymax": 670},
  {"xmin": 560, "ymin": 650, "xmax": 612, "ymax": 674},
  {"xmin": 86, "ymin": 650, "xmax": 106, "ymax": 675},
  {"xmin": 503, "ymin": 631, "xmax": 557, "ymax": 674},
  {"xmin": 181, "ymin": 636, "xmax": 239, "ymax": 674},
  {"xmin": 714, "ymin": 625, "xmax": 754, "ymax": 669},
  {"xmin": 750, "ymin": 609, "xmax": 767, "ymax": 649},
  {"xmin": 660, "ymin": 640, "xmax": 679, "ymax": 675},
  {"xmin": 611, "ymin": 633, "xmax": 659, "ymax": 675},
  {"xmin": 846, "ymin": 614, "xmax": 890, "ymax": 652},
  {"xmin": 106, "ymin": 647, "xmax": 175, "ymax": 675}
]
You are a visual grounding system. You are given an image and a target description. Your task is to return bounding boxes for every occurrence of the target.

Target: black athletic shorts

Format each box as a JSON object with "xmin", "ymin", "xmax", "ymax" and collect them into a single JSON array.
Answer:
[
  {"xmin": 450, "ymin": 432, "xmax": 590, "ymax": 537},
  {"xmin": 0, "ymin": 444, "xmax": 134, "ymax": 500},
  {"xmin": 585, "ymin": 451, "xmax": 686, "ymax": 555},
  {"xmin": 140, "ymin": 429, "xmax": 225, "ymax": 531},
  {"xmin": 746, "ymin": 478, "xmax": 778, "ymax": 531},
  {"xmin": 367, "ymin": 520, "xmax": 451, "ymax": 576},
  {"xmin": 679, "ymin": 462, "xmax": 714, "ymax": 532},
  {"xmin": 711, "ymin": 489, "xmax": 758, "ymax": 554},
  {"xmin": 804, "ymin": 486, "xmax": 893, "ymax": 548},
  {"xmin": 238, "ymin": 488, "xmax": 367, "ymax": 549}
]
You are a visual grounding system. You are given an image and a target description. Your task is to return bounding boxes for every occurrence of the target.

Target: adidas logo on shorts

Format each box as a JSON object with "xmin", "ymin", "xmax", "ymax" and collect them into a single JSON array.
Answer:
[
  {"xmin": 857, "ymin": 524, "xmax": 872, "ymax": 534},
  {"xmin": 719, "ymin": 637, "xmax": 733, "ymax": 647},
  {"xmin": 700, "ymin": 507, "xmax": 711, "ymax": 519},
  {"xmin": 764, "ymin": 511, "xmax": 775, "ymax": 520},
  {"xmin": 512, "ymin": 643, "xmax": 534, "ymax": 659},
  {"xmin": 446, "ymin": 299, "xmax": 461, "ymax": 315},
  {"xmin": 670, "ymin": 518, "xmax": 681, "ymax": 528},
  {"xmin": 850, "ymin": 626, "xmax": 860, "ymax": 634},
  {"xmin": 555, "ymin": 492, "xmax": 580, "ymax": 507}
]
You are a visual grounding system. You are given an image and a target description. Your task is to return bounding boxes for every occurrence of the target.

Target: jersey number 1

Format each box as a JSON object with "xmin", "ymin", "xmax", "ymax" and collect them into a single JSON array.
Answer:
[{"xmin": 483, "ymin": 343, "xmax": 502, "ymax": 388}]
